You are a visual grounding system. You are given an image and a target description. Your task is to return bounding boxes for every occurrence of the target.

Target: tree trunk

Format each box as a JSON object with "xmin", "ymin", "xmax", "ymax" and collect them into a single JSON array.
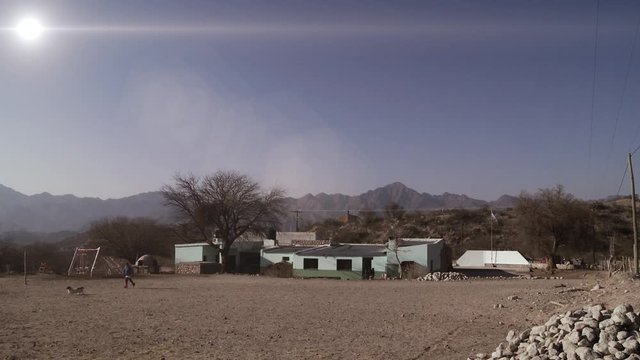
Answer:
[
  {"xmin": 548, "ymin": 237, "xmax": 558, "ymax": 274},
  {"xmin": 220, "ymin": 247, "xmax": 229, "ymax": 274},
  {"xmin": 396, "ymin": 252, "xmax": 402, "ymax": 279}
]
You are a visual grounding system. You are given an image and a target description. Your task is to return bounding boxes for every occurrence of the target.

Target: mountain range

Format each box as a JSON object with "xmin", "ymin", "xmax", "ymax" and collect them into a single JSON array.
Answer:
[{"xmin": 0, "ymin": 182, "xmax": 518, "ymax": 234}]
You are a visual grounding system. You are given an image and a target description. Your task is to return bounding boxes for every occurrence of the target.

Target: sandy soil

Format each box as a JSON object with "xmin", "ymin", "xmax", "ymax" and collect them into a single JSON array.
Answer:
[{"xmin": 1, "ymin": 271, "xmax": 639, "ymax": 360}]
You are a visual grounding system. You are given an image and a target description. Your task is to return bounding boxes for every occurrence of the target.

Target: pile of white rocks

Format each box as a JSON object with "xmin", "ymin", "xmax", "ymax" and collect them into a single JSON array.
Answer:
[
  {"xmin": 417, "ymin": 272, "xmax": 468, "ymax": 281},
  {"xmin": 473, "ymin": 304, "xmax": 640, "ymax": 360}
]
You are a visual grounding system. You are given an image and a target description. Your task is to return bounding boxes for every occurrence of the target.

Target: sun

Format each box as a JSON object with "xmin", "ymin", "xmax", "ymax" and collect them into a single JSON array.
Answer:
[{"xmin": 15, "ymin": 17, "xmax": 45, "ymax": 42}]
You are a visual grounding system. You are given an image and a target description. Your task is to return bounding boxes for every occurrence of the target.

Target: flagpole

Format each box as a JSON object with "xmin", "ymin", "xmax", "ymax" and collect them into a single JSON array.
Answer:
[{"xmin": 490, "ymin": 215, "xmax": 493, "ymax": 264}]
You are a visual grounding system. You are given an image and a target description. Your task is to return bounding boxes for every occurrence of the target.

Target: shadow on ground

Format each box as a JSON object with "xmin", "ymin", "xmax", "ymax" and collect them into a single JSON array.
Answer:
[{"xmin": 456, "ymin": 268, "xmax": 523, "ymax": 278}]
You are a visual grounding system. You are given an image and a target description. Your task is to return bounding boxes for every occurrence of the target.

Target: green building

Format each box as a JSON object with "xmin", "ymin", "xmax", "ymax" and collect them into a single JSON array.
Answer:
[
  {"xmin": 292, "ymin": 244, "xmax": 387, "ymax": 280},
  {"xmin": 261, "ymin": 243, "xmax": 387, "ymax": 280}
]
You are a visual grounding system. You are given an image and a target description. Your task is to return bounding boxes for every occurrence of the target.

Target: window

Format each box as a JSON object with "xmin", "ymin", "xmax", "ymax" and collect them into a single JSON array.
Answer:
[
  {"xmin": 282, "ymin": 256, "xmax": 290, "ymax": 262},
  {"xmin": 303, "ymin": 258, "xmax": 318, "ymax": 269},
  {"xmin": 336, "ymin": 259, "xmax": 352, "ymax": 271}
]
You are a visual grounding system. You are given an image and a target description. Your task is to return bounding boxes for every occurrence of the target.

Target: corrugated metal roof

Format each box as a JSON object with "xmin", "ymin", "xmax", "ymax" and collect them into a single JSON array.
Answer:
[
  {"xmin": 296, "ymin": 244, "xmax": 386, "ymax": 257},
  {"xmin": 397, "ymin": 238, "xmax": 443, "ymax": 247},
  {"xmin": 262, "ymin": 246, "xmax": 314, "ymax": 254}
]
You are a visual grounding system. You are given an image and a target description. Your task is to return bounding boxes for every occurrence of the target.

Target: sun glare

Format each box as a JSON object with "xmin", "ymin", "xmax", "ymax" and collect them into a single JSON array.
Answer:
[{"xmin": 15, "ymin": 17, "xmax": 44, "ymax": 42}]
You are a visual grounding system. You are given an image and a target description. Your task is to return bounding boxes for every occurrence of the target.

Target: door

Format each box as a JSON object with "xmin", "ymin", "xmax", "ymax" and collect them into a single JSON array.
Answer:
[
  {"xmin": 362, "ymin": 257, "xmax": 373, "ymax": 279},
  {"xmin": 225, "ymin": 255, "xmax": 237, "ymax": 273}
]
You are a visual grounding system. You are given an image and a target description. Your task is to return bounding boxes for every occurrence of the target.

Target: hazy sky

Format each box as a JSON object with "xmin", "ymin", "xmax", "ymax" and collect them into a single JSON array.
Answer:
[{"xmin": 1, "ymin": 0, "xmax": 640, "ymax": 201}]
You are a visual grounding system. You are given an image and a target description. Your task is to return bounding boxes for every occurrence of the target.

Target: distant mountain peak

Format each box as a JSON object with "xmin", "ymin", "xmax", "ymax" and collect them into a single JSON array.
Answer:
[
  {"xmin": 0, "ymin": 184, "xmax": 172, "ymax": 233},
  {"xmin": 385, "ymin": 181, "xmax": 408, "ymax": 189},
  {"xmin": 0, "ymin": 182, "xmax": 520, "ymax": 234}
]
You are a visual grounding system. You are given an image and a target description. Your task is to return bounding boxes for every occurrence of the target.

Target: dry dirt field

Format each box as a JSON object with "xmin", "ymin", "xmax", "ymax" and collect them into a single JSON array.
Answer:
[{"xmin": 1, "ymin": 271, "xmax": 639, "ymax": 360}]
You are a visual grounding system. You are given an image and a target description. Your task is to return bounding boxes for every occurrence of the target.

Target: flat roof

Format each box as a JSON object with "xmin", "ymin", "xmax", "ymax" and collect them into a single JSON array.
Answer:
[
  {"xmin": 296, "ymin": 244, "xmax": 386, "ymax": 257},
  {"xmin": 397, "ymin": 238, "xmax": 443, "ymax": 247},
  {"xmin": 262, "ymin": 246, "xmax": 314, "ymax": 254},
  {"xmin": 174, "ymin": 242, "xmax": 214, "ymax": 248}
]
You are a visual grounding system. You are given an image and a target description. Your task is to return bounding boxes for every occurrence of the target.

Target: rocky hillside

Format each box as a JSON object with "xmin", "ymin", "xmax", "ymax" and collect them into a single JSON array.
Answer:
[
  {"xmin": 0, "ymin": 182, "xmax": 517, "ymax": 234},
  {"xmin": 0, "ymin": 185, "xmax": 173, "ymax": 233},
  {"xmin": 288, "ymin": 182, "xmax": 513, "ymax": 211},
  {"xmin": 282, "ymin": 182, "xmax": 517, "ymax": 230}
]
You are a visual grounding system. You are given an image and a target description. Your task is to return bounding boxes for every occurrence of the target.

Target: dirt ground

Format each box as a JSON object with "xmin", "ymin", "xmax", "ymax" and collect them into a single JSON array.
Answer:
[{"xmin": 1, "ymin": 271, "xmax": 639, "ymax": 360}]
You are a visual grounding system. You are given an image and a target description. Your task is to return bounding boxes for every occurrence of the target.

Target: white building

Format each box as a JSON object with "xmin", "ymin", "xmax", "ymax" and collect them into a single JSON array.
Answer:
[{"xmin": 455, "ymin": 250, "xmax": 530, "ymax": 270}]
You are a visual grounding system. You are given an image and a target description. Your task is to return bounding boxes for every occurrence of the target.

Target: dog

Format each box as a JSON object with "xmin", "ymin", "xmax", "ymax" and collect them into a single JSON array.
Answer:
[{"xmin": 66, "ymin": 286, "xmax": 85, "ymax": 295}]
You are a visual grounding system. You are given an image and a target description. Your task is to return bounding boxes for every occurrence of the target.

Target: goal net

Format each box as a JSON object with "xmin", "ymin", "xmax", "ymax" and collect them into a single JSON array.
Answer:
[
  {"xmin": 67, "ymin": 247, "xmax": 101, "ymax": 277},
  {"xmin": 67, "ymin": 247, "xmax": 129, "ymax": 278}
]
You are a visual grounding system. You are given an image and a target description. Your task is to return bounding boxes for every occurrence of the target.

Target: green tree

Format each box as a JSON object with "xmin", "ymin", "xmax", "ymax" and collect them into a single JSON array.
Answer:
[{"xmin": 162, "ymin": 171, "xmax": 286, "ymax": 272}]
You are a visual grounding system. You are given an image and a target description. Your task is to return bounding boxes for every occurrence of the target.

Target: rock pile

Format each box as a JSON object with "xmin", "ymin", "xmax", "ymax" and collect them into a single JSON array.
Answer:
[
  {"xmin": 417, "ymin": 272, "xmax": 468, "ymax": 281},
  {"xmin": 473, "ymin": 304, "xmax": 640, "ymax": 360}
]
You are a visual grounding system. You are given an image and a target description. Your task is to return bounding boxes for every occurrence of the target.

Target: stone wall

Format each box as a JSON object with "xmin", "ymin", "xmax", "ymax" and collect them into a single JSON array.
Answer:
[{"xmin": 175, "ymin": 262, "xmax": 221, "ymax": 275}]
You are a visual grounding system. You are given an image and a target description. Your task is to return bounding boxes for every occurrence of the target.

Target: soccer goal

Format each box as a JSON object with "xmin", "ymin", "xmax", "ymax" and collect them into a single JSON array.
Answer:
[{"xmin": 67, "ymin": 247, "xmax": 101, "ymax": 277}]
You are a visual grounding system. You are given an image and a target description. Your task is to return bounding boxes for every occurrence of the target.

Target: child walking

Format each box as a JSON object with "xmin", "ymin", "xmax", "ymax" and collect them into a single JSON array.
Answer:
[{"xmin": 123, "ymin": 262, "xmax": 135, "ymax": 288}]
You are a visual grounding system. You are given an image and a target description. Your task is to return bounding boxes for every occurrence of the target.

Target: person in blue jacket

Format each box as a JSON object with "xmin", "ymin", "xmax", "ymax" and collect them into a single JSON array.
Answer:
[{"xmin": 123, "ymin": 262, "xmax": 135, "ymax": 288}]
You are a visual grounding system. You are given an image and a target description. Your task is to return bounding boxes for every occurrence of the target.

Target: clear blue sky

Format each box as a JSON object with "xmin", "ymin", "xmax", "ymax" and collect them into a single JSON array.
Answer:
[{"xmin": 1, "ymin": 0, "xmax": 640, "ymax": 201}]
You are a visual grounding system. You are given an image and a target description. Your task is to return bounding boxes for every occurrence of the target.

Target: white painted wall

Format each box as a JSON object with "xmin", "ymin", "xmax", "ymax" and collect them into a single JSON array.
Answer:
[
  {"xmin": 260, "ymin": 251, "xmax": 295, "ymax": 268},
  {"xmin": 291, "ymin": 254, "xmax": 386, "ymax": 272},
  {"xmin": 456, "ymin": 250, "xmax": 529, "ymax": 267},
  {"xmin": 386, "ymin": 239, "xmax": 445, "ymax": 272}
]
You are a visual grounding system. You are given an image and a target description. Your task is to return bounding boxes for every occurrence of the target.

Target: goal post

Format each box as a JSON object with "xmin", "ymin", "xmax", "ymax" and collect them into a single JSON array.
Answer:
[
  {"xmin": 67, "ymin": 247, "xmax": 101, "ymax": 277},
  {"xmin": 67, "ymin": 247, "xmax": 79, "ymax": 276}
]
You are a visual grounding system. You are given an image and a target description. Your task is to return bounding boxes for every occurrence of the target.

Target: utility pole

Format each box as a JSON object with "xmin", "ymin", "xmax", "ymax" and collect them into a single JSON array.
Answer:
[
  {"xmin": 629, "ymin": 153, "xmax": 638, "ymax": 275},
  {"xmin": 295, "ymin": 210, "xmax": 299, "ymax": 232}
]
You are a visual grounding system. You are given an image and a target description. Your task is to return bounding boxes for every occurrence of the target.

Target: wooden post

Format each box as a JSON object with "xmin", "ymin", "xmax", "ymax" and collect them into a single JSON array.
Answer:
[
  {"xmin": 629, "ymin": 153, "xmax": 638, "ymax": 275},
  {"xmin": 23, "ymin": 250, "xmax": 27, "ymax": 285}
]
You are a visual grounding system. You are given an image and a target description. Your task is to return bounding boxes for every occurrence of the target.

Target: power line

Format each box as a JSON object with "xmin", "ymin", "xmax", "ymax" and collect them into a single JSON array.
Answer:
[
  {"xmin": 597, "ymin": 9, "xmax": 640, "ymax": 194},
  {"xmin": 631, "ymin": 118, "xmax": 640, "ymax": 150},
  {"xmin": 606, "ymin": 10, "xmax": 640, "ymax": 171},
  {"xmin": 617, "ymin": 163, "xmax": 629, "ymax": 196},
  {"xmin": 633, "ymin": 143, "xmax": 640, "ymax": 156},
  {"xmin": 587, "ymin": 0, "xmax": 600, "ymax": 181}
]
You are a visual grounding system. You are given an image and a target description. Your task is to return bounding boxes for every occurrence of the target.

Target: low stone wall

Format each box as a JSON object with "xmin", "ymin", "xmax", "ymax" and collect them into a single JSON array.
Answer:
[
  {"xmin": 175, "ymin": 262, "xmax": 221, "ymax": 275},
  {"xmin": 531, "ymin": 262, "xmax": 576, "ymax": 270},
  {"xmin": 417, "ymin": 271, "xmax": 468, "ymax": 281},
  {"xmin": 262, "ymin": 262, "xmax": 293, "ymax": 278}
]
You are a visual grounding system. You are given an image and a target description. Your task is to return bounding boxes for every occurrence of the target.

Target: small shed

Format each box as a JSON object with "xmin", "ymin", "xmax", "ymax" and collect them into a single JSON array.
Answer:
[
  {"xmin": 174, "ymin": 243, "xmax": 221, "ymax": 274},
  {"xmin": 386, "ymin": 238, "xmax": 447, "ymax": 278},
  {"xmin": 455, "ymin": 250, "xmax": 530, "ymax": 270},
  {"xmin": 135, "ymin": 254, "xmax": 159, "ymax": 274},
  {"xmin": 175, "ymin": 243, "xmax": 219, "ymax": 263},
  {"xmin": 292, "ymin": 244, "xmax": 387, "ymax": 280}
]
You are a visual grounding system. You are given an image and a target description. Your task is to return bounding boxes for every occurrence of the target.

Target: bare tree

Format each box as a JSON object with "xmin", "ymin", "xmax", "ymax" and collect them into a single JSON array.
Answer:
[
  {"xmin": 515, "ymin": 185, "xmax": 592, "ymax": 271},
  {"xmin": 88, "ymin": 217, "xmax": 174, "ymax": 262},
  {"xmin": 162, "ymin": 171, "xmax": 286, "ymax": 272}
]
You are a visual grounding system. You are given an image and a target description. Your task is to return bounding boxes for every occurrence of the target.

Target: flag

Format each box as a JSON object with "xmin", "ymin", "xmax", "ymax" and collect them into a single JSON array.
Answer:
[{"xmin": 490, "ymin": 210, "xmax": 497, "ymax": 222}]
